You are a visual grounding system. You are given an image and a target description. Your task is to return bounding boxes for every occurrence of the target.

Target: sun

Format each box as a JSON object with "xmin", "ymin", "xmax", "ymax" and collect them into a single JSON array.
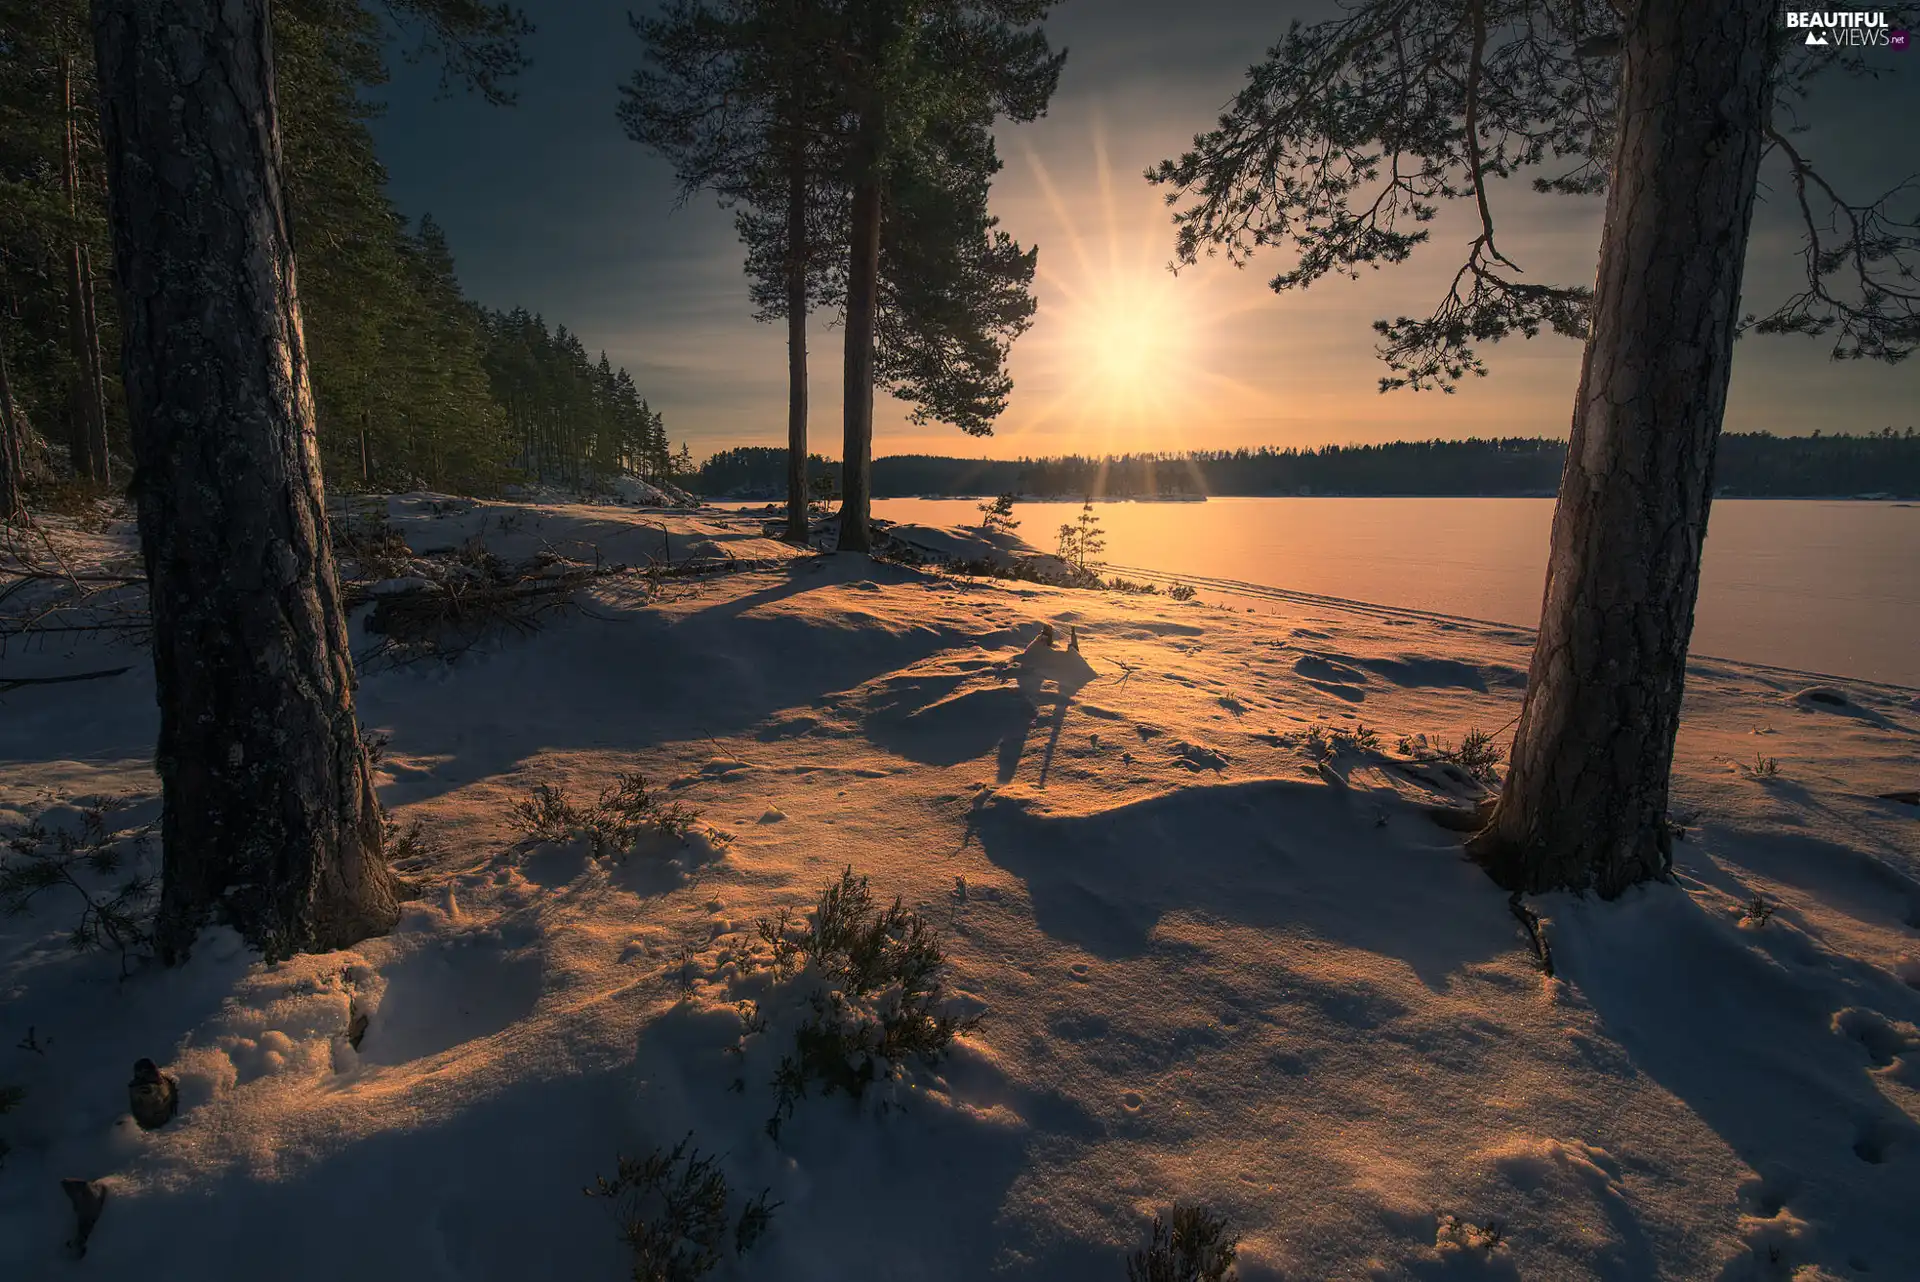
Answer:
[
  {"xmin": 998, "ymin": 119, "xmax": 1277, "ymax": 457},
  {"xmin": 1065, "ymin": 273, "xmax": 1198, "ymax": 406}
]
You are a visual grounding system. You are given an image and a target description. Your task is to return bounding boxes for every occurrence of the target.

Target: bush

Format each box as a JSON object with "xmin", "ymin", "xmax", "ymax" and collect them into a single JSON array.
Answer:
[
  {"xmin": 1396, "ymin": 728, "xmax": 1505, "ymax": 785},
  {"xmin": 511, "ymin": 773, "xmax": 700, "ymax": 858},
  {"xmin": 978, "ymin": 493, "xmax": 1020, "ymax": 534},
  {"xmin": 753, "ymin": 867, "xmax": 979, "ymax": 1140},
  {"xmin": 1168, "ymin": 583, "xmax": 1197, "ymax": 602},
  {"xmin": 585, "ymin": 1134, "xmax": 778, "ymax": 1282},
  {"xmin": 1127, "ymin": 1205, "xmax": 1239, "ymax": 1282},
  {"xmin": 1, "ymin": 801, "xmax": 154, "ymax": 973}
]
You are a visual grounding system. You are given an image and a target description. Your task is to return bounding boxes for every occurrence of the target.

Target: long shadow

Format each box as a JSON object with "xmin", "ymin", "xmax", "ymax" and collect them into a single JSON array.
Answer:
[
  {"xmin": 1550, "ymin": 882, "xmax": 1920, "ymax": 1279},
  {"xmin": 359, "ymin": 560, "xmax": 1027, "ymax": 811},
  {"xmin": 969, "ymin": 776, "xmax": 1514, "ymax": 985},
  {"xmin": 854, "ymin": 636, "xmax": 1095, "ymax": 787}
]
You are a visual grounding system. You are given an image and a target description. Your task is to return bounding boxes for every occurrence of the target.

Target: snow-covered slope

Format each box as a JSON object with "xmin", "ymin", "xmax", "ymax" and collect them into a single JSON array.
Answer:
[{"xmin": 2, "ymin": 498, "xmax": 1916, "ymax": 1280}]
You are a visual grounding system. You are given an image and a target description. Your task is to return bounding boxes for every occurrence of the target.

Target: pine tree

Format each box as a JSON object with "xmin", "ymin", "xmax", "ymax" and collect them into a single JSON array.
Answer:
[
  {"xmin": 977, "ymin": 492, "xmax": 1017, "ymax": 534},
  {"xmin": 1150, "ymin": 1, "xmax": 1917, "ymax": 896},
  {"xmin": 828, "ymin": 0, "xmax": 1064, "ymax": 554},
  {"xmin": 622, "ymin": 0, "xmax": 844, "ymax": 543},
  {"xmin": 0, "ymin": 316, "xmax": 24, "ymax": 520},
  {"xmin": 90, "ymin": 0, "xmax": 402, "ymax": 960},
  {"xmin": 1056, "ymin": 499, "xmax": 1103, "ymax": 573}
]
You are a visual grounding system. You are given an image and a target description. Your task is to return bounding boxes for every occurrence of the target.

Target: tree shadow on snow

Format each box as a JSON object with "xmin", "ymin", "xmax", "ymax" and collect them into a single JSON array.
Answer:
[
  {"xmin": 857, "ymin": 634, "xmax": 1096, "ymax": 787},
  {"xmin": 357, "ymin": 559, "xmax": 1027, "ymax": 810},
  {"xmin": 968, "ymin": 777, "xmax": 1513, "ymax": 984},
  {"xmin": 1549, "ymin": 880, "xmax": 1920, "ymax": 1280}
]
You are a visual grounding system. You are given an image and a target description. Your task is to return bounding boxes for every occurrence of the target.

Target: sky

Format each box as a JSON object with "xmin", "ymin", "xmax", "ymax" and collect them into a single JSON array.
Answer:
[{"xmin": 368, "ymin": 2, "xmax": 1920, "ymax": 463}]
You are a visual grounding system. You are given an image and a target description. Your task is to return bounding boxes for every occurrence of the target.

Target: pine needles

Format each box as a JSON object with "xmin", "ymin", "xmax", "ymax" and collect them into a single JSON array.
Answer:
[{"xmin": 510, "ymin": 773, "xmax": 701, "ymax": 859}]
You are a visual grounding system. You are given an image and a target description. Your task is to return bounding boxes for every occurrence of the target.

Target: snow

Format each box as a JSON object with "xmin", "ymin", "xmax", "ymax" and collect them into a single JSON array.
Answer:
[{"xmin": 3, "ymin": 495, "xmax": 1918, "ymax": 1279}]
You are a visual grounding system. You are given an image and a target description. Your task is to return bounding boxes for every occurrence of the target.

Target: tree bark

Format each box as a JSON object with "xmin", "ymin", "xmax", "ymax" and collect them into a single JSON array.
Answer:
[
  {"xmin": 1469, "ymin": 0, "xmax": 1777, "ymax": 897},
  {"xmin": 783, "ymin": 106, "xmax": 810, "ymax": 545},
  {"xmin": 837, "ymin": 142, "xmax": 882, "ymax": 554},
  {"xmin": 61, "ymin": 53, "xmax": 110, "ymax": 486},
  {"xmin": 79, "ymin": 245, "xmax": 110, "ymax": 485},
  {"xmin": 0, "ymin": 318, "xmax": 25, "ymax": 520},
  {"xmin": 90, "ymin": 0, "xmax": 401, "ymax": 961}
]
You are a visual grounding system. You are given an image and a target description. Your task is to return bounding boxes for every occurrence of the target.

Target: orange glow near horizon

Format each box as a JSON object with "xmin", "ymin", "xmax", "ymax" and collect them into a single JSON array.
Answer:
[{"xmin": 980, "ymin": 124, "xmax": 1285, "ymax": 463}]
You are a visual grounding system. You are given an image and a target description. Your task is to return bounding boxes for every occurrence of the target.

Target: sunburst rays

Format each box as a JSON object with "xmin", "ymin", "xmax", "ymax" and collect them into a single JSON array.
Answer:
[{"xmin": 995, "ymin": 115, "xmax": 1280, "ymax": 473}]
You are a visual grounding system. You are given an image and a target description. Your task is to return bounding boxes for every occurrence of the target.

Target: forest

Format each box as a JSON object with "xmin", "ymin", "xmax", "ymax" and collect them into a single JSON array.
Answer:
[
  {"xmin": 694, "ymin": 431, "xmax": 1920, "ymax": 500},
  {"xmin": 0, "ymin": 0, "xmax": 683, "ymax": 500}
]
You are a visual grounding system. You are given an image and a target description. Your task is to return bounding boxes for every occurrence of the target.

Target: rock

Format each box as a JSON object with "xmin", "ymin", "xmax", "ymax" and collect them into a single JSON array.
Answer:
[
  {"xmin": 61, "ymin": 1178, "xmax": 108, "ymax": 1258},
  {"xmin": 127, "ymin": 1058, "xmax": 178, "ymax": 1130},
  {"xmin": 347, "ymin": 1008, "xmax": 370, "ymax": 1050}
]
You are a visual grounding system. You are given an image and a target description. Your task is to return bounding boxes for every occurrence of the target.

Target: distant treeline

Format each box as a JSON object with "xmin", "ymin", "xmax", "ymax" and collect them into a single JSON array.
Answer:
[{"xmin": 694, "ymin": 432, "xmax": 1920, "ymax": 500}]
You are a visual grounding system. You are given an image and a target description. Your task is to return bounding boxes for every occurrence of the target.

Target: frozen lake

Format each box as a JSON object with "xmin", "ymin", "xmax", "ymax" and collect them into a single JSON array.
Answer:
[{"xmin": 849, "ymin": 496, "xmax": 1920, "ymax": 688}]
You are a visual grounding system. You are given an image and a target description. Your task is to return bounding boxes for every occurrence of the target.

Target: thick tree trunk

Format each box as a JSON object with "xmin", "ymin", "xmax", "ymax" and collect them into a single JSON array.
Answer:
[
  {"xmin": 784, "ymin": 114, "xmax": 810, "ymax": 545},
  {"xmin": 837, "ymin": 165, "xmax": 882, "ymax": 554},
  {"xmin": 90, "ymin": 0, "xmax": 401, "ymax": 961},
  {"xmin": 1469, "ymin": 0, "xmax": 1777, "ymax": 897},
  {"xmin": 0, "ymin": 320, "xmax": 24, "ymax": 520}
]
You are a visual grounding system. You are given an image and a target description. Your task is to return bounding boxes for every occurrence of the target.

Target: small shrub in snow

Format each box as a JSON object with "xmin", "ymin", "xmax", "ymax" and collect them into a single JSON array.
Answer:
[
  {"xmin": 1453, "ymin": 729, "xmax": 1503, "ymax": 781},
  {"xmin": 1741, "ymin": 895, "xmax": 1775, "ymax": 927},
  {"xmin": 1126, "ymin": 1205, "xmax": 1240, "ymax": 1282},
  {"xmin": 585, "ymin": 1134, "xmax": 778, "ymax": 1282},
  {"xmin": 1397, "ymin": 729, "xmax": 1505, "ymax": 785},
  {"xmin": 1743, "ymin": 753, "xmax": 1781, "ymax": 778},
  {"xmin": 1168, "ymin": 582, "xmax": 1197, "ymax": 602},
  {"xmin": 753, "ymin": 867, "xmax": 980, "ymax": 1139},
  {"xmin": 510, "ymin": 773, "xmax": 700, "ymax": 858},
  {"xmin": 1333, "ymin": 723, "xmax": 1381, "ymax": 753},
  {"xmin": 1056, "ymin": 500, "xmax": 1107, "ymax": 573},
  {"xmin": 1105, "ymin": 575, "xmax": 1161, "ymax": 595},
  {"xmin": 1, "ymin": 801, "xmax": 154, "ymax": 972},
  {"xmin": 978, "ymin": 493, "xmax": 1020, "ymax": 534}
]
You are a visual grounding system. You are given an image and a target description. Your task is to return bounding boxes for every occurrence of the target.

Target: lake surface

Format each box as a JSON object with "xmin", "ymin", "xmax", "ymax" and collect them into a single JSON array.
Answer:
[{"xmin": 848, "ymin": 497, "xmax": 1919, "ymax": 688}]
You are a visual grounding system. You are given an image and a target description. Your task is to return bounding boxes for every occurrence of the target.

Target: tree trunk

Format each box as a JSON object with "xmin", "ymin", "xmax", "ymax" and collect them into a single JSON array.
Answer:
[
  {"xmin": 79, "ymin": 245, "xmax": 110, "ymax": 485},
  {"xmin": 60, "ymin": 53, "xmax": 110, "ymax": 487},
  {"xmin": 1469, "ymin": 0, "xmax": 1777, "ymax": 897},
  {"xmin": 90, "ymin": 0, "xmax": 401, "ymax": 962},
  {"xmin": 783, "ymin": 111, "xmax": 810, "ymax": 546},
  {"xmin": 837, "ymin": 147, "xmax": 882, "ymax": 554},
  {"xmin": 0, "ymin": 319, "xmax": 24, "ymax": 520}
]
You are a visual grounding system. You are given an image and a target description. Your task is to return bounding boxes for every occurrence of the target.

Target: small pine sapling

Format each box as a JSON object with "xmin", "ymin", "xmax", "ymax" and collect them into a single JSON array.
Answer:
[
  {"xmin": 510, "ymin": 773, "xmax": 701, "ymax": 858},
  {"xmin": 754, "ymin": 867, "xmax": 980, "ymax": 1139},
  {"xmin": 977, "ymin": 492, "xmax": 1020, "ymax": 535},
  {"xmin": 1056, "ymin": 499, "xmax": 1107, "ymax": 574},
  {"xmin": 585, "ymin": 1134, "xmax": 779, "ymax": 1282},
  {"xmin": 1, "ymin": 802, "xmax": 154, "ymax": 973},
  {"xmin": 1127, "ymin": 1205, "xmax": 1240, "ymax": 1282}
]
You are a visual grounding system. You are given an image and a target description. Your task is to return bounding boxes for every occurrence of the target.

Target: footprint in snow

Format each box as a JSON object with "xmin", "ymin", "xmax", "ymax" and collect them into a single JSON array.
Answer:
[{"xmin": 1853, "ymin": 1116, "xmax": 1900, "ymax": 1165}]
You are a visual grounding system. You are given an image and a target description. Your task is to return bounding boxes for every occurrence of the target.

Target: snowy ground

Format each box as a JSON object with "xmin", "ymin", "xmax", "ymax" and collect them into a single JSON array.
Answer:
[{"xmin": 3, "ymin": 497, "xmax": 1918, "ymax": 1280}]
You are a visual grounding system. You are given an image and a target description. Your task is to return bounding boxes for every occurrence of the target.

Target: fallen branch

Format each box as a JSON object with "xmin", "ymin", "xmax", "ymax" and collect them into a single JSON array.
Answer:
[{"xmin": 0, "ymin": 665, "xmax": 133, "ymax": 693}]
